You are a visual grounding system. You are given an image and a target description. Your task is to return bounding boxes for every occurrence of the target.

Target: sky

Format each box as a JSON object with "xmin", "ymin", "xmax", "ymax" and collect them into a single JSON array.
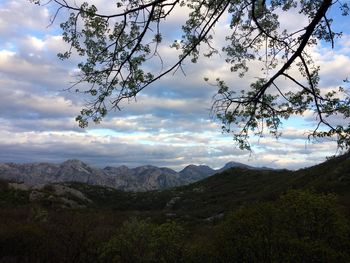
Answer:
[{"xmin": 0, "ymin": 0, "xmax": 349, "ymax": 170}]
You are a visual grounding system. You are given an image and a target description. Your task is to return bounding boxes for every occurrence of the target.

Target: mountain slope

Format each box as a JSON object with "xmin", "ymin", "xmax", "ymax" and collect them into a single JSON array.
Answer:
[{"xmin": 179, "ymin": 165, "xmax": 215, "ymax": 183}]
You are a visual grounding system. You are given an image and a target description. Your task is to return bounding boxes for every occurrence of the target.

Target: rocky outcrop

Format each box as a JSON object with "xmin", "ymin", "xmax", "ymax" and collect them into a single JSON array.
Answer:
[
  {"xmin": 0, "ymin": 162, "xmax": 60, "ymax": 184},
  {"xmin": 0, "ymin": 160, "xmax": 112, "ymax": 187},
  {"xmin": 102, "ymin": 164, "xmax": 182, "ymax": 191}
]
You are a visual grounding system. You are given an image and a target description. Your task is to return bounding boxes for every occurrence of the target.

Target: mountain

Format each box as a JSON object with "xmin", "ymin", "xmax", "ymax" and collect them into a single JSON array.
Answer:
[
  {"xmin": 108, "ymin": 165, "xmax": 182, "ymax": 191},
  {"xmin": 0, "ymin": 159, "xmax": 268, "ymax": 191},
  {"xmin": 179, "ymin": 165, "xmax": 215, "ymax": 183},
  {"xmin": 0, "ymin": 160, "xmax": 113, "ymax": 187},
  {"xmin": 217, "ymin": 161, "xmax": 253, "ymax": 173}
]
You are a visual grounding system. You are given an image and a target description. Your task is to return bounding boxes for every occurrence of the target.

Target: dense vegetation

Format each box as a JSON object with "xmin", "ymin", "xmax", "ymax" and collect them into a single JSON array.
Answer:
[{"xmin": 1, "ymin": 153, "xmax": 350, "ymax": 262}]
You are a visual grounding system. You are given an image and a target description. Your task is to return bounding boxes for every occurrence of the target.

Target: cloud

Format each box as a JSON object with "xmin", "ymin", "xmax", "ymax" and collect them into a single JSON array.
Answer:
[
  {"xmin": 0, "ymin": 1, "xmax": 50, "ymax": 36},
  {"xmin": 0, "ymin": 0, "xmax": 348, "ymax": 171},
  {"xmin": 0, "ymin": 78, "xmax": 78, "ymax": 119}
]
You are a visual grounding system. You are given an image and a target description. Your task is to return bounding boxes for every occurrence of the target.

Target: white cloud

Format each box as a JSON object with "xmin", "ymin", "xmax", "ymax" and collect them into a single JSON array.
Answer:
[
  {"xmin": 0, "ymin": 1, "xmax": 50, "ymax": 32},
  {"xmin": 28, "ymin": 36, "xmax": 45, "ymax": 50}
]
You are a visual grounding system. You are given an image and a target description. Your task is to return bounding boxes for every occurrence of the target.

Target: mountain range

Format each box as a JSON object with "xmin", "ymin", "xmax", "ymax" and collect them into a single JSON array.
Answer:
[{"xmin": 0, "ymin": 159, "xmax": 267, "ymax": 191}]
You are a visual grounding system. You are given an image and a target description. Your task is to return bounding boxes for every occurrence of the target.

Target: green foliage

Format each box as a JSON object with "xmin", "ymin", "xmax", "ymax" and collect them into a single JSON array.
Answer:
[
  {"xmin": 100, "ymin": 218, "xmax": 186, "ymax": 263},
  {"xmin": 0, "ymin": 224, "xmax": 45, "ymax": 262},
  {"xmin": 0, "ymin": 187, "xmax": 29, "ymax": 207},
  {"xmin": 276, "ymin": 190, "xmax": 350, "ymax": 261},
  {"xmin": 150, "ymin": 221, "xmax": 187, "ymax": 263},
  {"xmin": 100, "ymin": 218, "xmax": 154, "ymax": 263},
  {"xmin": 212, "ymin": 190, "xmax": 350, "ymax": 262},
  {"xmin": 0, "ymin": 179, "xmax": 8, "ymax": 191}
]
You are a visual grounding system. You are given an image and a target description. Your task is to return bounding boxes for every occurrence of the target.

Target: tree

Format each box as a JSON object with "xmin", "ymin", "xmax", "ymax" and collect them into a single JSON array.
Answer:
[
  {"xmin": 212, "ymin": 190, "xmax": 350, "ymax": 262},
  {"xmin": 31, "ymin": 0, "xmax": 350, "ymax": 150},
  {"xmin": 99, "ymin": 218, "xmax": 186, "ymax": 263}
]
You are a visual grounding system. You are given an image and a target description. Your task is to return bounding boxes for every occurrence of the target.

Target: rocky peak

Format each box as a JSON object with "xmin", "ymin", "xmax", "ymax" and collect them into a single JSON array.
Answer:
[
  {"xmin": 59, "ymin": 159, "xmax": 92, "ymax": 174},
  {"xmin": 179, "ymin": 164, "xmax": 215, "ymax": 183},
  {"xmin": 181, "ymin": 164, "xmax": 214, "ymax": 173}
]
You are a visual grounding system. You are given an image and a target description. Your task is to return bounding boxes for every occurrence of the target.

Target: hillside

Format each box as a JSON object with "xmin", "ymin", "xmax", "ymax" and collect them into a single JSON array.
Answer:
[{"xmin": 56, "ymin": 152, "xmax": 350, "ymax": 220}]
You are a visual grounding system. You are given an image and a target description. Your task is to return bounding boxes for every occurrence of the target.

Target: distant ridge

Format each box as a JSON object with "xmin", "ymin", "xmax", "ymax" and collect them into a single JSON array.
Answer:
[
  {"xmin": 0, "ymin": 159, "xmax": 275, "ymax": 191},
  {"xmin": 217, "ymin": 161, "xmax": 253, "ymax": 173}
]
